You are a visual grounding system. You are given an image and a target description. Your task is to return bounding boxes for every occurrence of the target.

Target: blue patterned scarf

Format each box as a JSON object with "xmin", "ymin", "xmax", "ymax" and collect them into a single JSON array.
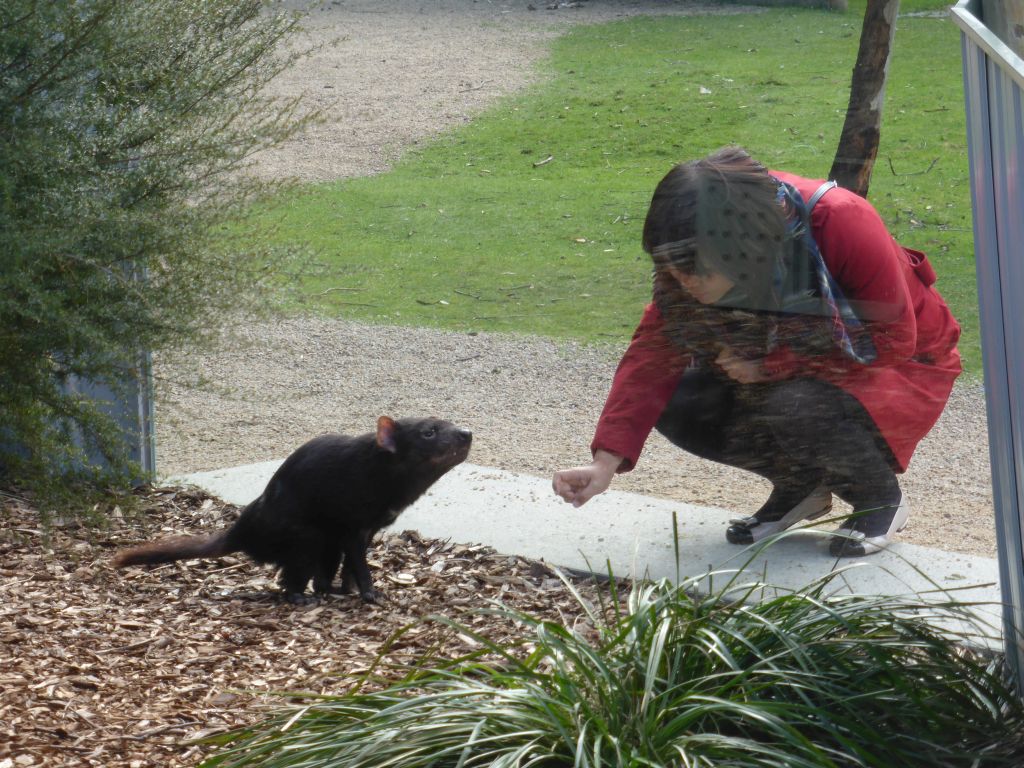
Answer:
[
  {"xmin": 774, "ymin": 181, "xmax": 877, "ymax": 364},
  {"xmin": 650, "ymin": 176, "xmax": 877, "ymax": 366}
]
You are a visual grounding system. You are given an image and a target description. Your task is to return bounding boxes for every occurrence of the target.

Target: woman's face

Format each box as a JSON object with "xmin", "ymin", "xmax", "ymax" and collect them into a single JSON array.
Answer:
[{"xmin": 666, "ymin": 265, "xmax": 735, "ymax": 305}]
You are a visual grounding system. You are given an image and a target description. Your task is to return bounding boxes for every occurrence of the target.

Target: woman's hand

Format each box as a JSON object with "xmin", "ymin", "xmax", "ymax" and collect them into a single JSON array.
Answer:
[
  {"xmin": 552, "ymin": 450, "xmax": 622, "ymax": 507},
  {"xmin": 715, "ymin": 346, "xmax": 769, "ymax": 384}
]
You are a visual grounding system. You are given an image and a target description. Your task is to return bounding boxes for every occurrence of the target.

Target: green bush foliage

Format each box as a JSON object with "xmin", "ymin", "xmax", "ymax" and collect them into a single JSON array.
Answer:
[
  {"xmin": 0, "ymin": 0, "xmax": 313, "ymax": 505},
  {"xmin": 204, "ymin": 570, "xmax": 1024, "ymax": 767}
]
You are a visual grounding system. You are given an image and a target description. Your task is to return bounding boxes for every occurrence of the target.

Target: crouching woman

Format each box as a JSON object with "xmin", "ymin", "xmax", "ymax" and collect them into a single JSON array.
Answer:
[{"xmin": 553, "ymin": 146, "xmax": 961, "ymax": 557}]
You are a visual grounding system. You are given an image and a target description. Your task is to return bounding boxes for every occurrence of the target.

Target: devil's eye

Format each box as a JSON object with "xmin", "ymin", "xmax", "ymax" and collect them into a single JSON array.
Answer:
[{"xmin": 422, "ymin": 428, "xmax": 436, "ymax": 439}]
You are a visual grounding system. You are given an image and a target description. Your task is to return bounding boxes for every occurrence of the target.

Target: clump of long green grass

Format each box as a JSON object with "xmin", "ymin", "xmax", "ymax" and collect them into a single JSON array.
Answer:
[{"xmin": 202, "ymin": 568, "xmax": 1024, "ymax": 767}]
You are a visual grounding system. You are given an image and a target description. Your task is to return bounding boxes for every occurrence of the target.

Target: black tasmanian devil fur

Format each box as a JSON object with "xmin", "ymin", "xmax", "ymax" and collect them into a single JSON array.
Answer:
[{"xmin": 113, "ymin": 416, "xmax": 472, "ymax": 604}]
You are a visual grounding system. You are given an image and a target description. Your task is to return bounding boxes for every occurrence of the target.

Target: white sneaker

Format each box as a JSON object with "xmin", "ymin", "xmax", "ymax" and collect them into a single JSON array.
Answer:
[
  {"xmin": 726, "ymin": 486, "xmax": 833, "ymax": 544},
  {"xmin": 829, "ymin": 494, "xmax": 910, "ymax": 557}
]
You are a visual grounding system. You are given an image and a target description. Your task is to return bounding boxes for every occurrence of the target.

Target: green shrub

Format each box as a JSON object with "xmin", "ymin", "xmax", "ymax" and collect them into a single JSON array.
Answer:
[
  {"xmin": 0, "ymin": 0, "xmax": 313, "ymax": 506},
  {"xmin": 203, "ymin": 570, "xmax": 1024, "ymax": 767}
]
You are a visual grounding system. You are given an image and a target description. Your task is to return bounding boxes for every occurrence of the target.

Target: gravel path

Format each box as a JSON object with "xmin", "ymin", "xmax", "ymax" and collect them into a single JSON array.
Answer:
[{"xmin": 154, "ymin": 0, "xmax": 997, "ymax": 559}]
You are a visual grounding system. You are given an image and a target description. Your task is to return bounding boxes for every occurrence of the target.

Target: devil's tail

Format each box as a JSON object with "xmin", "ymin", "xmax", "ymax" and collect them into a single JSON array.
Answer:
[{"xmin": 111, "ymin": 530, "xmax": 235, "ymax": 568}]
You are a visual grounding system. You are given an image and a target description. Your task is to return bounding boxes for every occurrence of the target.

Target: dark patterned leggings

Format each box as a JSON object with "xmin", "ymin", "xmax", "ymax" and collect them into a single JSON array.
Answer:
[{"xmin": 654, "ymin": 367, "xmax": 902, "ymax": 513}]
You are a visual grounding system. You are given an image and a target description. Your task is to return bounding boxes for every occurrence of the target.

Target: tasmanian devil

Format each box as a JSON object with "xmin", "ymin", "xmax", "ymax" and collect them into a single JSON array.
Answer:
[{"xmin": 112, "ymin": 416, "xmax": 472, "ymax": 604}]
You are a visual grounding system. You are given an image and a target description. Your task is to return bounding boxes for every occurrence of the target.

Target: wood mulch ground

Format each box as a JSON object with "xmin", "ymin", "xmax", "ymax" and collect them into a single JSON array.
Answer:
[{"xmin": 0, "ymin": 487, "xmax": 624, "ymax": 767}]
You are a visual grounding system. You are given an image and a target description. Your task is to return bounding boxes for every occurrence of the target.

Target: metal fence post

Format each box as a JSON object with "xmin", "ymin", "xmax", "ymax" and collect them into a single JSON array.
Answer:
[
  {"xmin": 952, "ymin": 0, "xmax": 1024, "ymax": 692},
  {"xmin": 62, "ymin": 353, "xmax": 157, "ymax": 482}
]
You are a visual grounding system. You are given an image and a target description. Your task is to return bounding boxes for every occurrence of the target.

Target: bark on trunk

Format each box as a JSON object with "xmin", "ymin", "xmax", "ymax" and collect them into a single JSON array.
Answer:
[{"xmin": 829, "ymin": 0, "xmax": 899, "ymax": 198}]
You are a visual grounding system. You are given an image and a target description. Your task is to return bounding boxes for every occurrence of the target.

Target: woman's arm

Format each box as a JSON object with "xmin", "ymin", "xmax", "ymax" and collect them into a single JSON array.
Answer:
[
  {"xmin": 588, "ymin": 302, "xmax": 690, "ymax": 471},
  {"xmin": 554, "ymin": 303, "xmax": 689, "ymax": 507}
]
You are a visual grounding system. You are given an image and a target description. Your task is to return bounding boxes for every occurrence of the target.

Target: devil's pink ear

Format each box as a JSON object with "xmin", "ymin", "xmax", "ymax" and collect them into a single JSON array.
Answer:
[{"xmin": 376, "ymin": 416, "xmax": 398, "ymax": 453}]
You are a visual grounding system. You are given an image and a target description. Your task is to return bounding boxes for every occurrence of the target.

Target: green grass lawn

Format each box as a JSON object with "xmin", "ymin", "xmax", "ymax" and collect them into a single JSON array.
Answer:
[{"xmin": 253, "ymin": 0, "xmax": 980, "ymax": 374}]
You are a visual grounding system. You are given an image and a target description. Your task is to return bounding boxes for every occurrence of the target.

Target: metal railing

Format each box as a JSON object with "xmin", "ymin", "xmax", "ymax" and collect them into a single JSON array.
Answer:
[{"xmin": 952, "ymin": 0, "xmax": 1024, "ymax": 691}]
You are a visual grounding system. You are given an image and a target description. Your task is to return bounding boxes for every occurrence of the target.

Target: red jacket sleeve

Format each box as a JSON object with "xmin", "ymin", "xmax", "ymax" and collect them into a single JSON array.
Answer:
[
  {"xmin": 761, "ymin": 182, "xmax": 918, "ymax": 380},
  {"xmin": 590, "ymin": 303, "xmax": 691, "ymax": 471}
]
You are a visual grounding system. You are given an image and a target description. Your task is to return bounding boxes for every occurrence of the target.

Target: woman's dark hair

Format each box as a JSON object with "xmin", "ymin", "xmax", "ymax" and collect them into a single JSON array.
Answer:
[
  {"xmin": 642, "ymin": 146, "xmax": 786, "ymax": 287},
  {"xmin": 647, "ymin": 147, "xmax": 846, "ymax": 359}
]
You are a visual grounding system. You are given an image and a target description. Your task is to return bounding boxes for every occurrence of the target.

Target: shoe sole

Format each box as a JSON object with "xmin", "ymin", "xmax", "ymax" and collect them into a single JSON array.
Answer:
[
  {"xmin": 729, "ymin": 487, "xmax": 833, "ymax": 544},
  {"xmin": 830, "ymin": 496, "xmax": 910, "ymax": 557}
]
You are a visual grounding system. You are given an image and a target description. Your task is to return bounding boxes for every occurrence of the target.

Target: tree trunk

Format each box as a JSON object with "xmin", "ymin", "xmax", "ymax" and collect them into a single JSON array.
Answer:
[{"xmin": 829, "ymin": 0, "xmax": 899, "ymax": 198}]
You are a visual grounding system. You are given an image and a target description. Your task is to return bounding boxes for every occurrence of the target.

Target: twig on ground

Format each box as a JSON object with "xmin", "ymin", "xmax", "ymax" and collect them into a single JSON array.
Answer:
[
  {"xmin": 459, "ymin": 79, "xmax": 494, "ymax": 93},
  {"xmin": 887, "ymin": 157, "xmax": 939, "ymax": 176},
  {"xmin": 314, "ymin": 287, "xmax": 364, "ymax": 296}
]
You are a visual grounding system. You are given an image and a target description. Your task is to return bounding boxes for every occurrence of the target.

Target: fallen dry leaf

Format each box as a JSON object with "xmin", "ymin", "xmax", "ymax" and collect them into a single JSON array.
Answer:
[{"xmin": 0, "ymin": 485, "xmax": 625, "ymax": 767}]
